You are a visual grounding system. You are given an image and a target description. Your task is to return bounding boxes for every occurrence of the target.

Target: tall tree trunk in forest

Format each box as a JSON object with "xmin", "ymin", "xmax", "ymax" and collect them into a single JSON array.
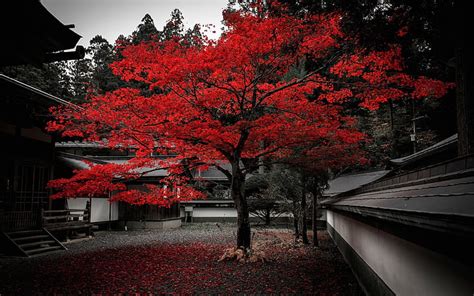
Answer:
[
  {"xmin": 301, "ymin": 174, "xmax": 309, "ymax": 244},
  {"xmin": 312, "ymin": 190, "xmax": 319, "ymax": 247},
  {"xmin": 293, "ymin": 198, "xmax": 300, "ymax": 240},
  {"xmin": 455, "ymin": 2, "xmax": 473, "ymax": 156},
  {"xmin": 231, "ymin": 161, "xmax": 251, "ymax": 249},
  {"xmin": 388, "ymin": 99, "xmax": 397, "ymax": 158},
  {"xmin": 265, "ymin": 209, "xmax": 271, "ymax": 226},
  {"xmin": 388, "ymin": 99, "xmax": 395, "ymax": 134},
  {"xmin": 411, "ymin": 98, "xmax": 417, "ymax": 154}
]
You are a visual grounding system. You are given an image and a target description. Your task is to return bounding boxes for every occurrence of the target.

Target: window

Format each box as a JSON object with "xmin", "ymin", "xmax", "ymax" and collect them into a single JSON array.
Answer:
[{"xmin": 13, "ymin": 162, "xmax": 50, "ymax": 211}]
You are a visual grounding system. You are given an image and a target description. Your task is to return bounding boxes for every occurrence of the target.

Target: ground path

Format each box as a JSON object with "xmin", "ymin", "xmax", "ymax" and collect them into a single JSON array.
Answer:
[{"xmin": 0, "ymin": 224, "xmax": 362, "ymax": 295}]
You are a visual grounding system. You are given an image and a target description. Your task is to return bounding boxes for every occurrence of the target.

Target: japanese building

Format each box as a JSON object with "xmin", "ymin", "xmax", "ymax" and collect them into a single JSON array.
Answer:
[
  {"xmin": 55, "ymin": 143, "xmax": 182, "ymax": 230},
  {"xmin": 321, "ymin": 135, "xmax": 474, "ymax": 295},
  {"xmin": 0, "ymin": 0, "xmax": 85, "ymax": 256},
  {"xmin": 54, "ymin": 141, "xmax": 237, "ymax": 228}
]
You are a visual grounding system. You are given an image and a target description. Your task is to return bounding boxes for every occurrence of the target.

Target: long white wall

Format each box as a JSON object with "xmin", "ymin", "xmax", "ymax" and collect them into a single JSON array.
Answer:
[
  {"xmin": 327, "ymin": 210, "xmax": 474, "ymax": 296},
  {"xmin": 180, "ymin": 207, "xmax": 238, "ymax": 219},
  {"xmin": 67, "ymin": 198, "xmax": 119, "ymax": 223},
  {"xmin": 180, "ymin": 207, "xmax": 294, "ymax": 219},
  {"xmin": 191, "ymin": 208, "xmax": 238, "ymax": 218}
]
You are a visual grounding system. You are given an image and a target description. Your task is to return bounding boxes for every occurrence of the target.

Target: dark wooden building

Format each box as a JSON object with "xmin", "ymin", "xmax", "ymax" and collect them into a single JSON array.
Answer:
[
  {"xmin": 0, "ymin": 75, "xmax": 76, "ymax": 231},
  {"xmin": 55, "ymin": 142, "xmax": 235, "ymax": 227},
  {"xmin": 0, "ymin": 0, "xmax": 84, "ymax": 67},
  {"xmin": 0, "ymin": 0, "xmax": 84, "ymax": 256},
  {"xmin": 56, "ymin": 146, "xmax": 182, "ymax": 230}
]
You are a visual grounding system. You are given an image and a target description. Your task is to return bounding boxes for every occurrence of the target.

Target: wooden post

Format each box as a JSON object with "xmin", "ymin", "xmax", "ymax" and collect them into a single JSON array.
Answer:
[
  {"xmin": 108, "ymin": 191, "xmax": 112, "ymax": 231},
  {"xmin": 301, "ymin": 174, "xmax": 309, "ymax": 244},
  {"xmin": 39, "ymin": 207, "xmax": 44, "ymax": 229},
  {"xmin": 85, "ymin": 200, "xmax": 92, "ymax": 237},
  {"xmin": 85, "ymin": 200, "xmax": 91, "ymax": 223}
]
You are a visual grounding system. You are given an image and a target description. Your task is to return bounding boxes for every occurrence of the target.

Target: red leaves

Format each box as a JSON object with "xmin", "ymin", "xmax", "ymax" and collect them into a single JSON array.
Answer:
[
  {"xmin": 301, "ymin": 13, "xmax": 344, "ymax": 58},
  {"xmin": 48, "ymin": 156, "xmax": 207, "ymax": 205},
  {"xmin": 48, "ymin": 163, "xmax": 129, "ymax": 199},
  {"xmin": 110, "ymin": 184, "xmax": 205, "ymax": 206},
  {"xmin": 47, "ymin": 2, "xmax": 452, "ymax": 205},
  {"xmin": 320, "ymin": 88, "xmax": 353, "ymax": 103},
  {"xmin": 330, "ymin": 45, "xmax": 453, "ymax": 110},
  {"xmin": 34, "ymin": 243, "xmax": 228, "ymax": 294},
  {"xmin": 412, "ymin": 76, "xmax": 454, "ymax": 99},
  {"xmin": 0, "ymin": 230, "xmax": 362, "ymax": 295},
  {"xmin": 397, "ymin": 26, "xmax": 409, "ymax": 37}
]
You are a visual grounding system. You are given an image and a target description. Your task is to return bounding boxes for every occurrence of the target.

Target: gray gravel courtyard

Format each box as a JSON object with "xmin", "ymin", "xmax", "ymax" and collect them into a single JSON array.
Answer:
[
  {"xmin": 64, "ymin": 223, "xmax": 236, "ymax": 254},
  {"xmin": 0, "ymin": 224, "xmax": 362, "ymax": 295}
]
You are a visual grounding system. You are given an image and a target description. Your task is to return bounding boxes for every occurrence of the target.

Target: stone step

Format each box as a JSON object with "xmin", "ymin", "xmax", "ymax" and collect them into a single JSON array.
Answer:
[
  {"xmin": 6, "ymin": 229, "xmax": 43, "ymax": 237},
  {"xmin": 25, "ymin": 245, "xmax": 62, "ymax": 256},
  {"xmin": 13, "ymin": 234, "xmax": 50, "ymax": 243},
  {"xmin": 19, "ymin": 240, "xmax": 56, "ymax": 249},
  {"xmin": 2, "ymin": 229, "xmax": 67, "ymax": 257}
]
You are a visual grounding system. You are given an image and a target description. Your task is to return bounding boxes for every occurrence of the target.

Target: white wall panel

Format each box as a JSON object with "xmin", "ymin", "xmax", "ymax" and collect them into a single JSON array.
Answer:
[
  {"xmin": 67, "ymin": 198, "xmax": 118, "ymax": 222},
  {"xmin": 327, "ymin": 210, "xmax": 474, "ymax": 296}
]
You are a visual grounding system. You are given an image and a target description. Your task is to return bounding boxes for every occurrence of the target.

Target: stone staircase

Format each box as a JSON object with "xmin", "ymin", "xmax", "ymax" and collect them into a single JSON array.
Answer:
[{"xmin": 2, "ymin": 228, "xmax": 67, "ymax": 257}]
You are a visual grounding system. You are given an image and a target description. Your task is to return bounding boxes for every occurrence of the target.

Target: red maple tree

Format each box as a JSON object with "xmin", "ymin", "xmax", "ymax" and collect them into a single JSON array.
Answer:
[{"xmin": 48, "ymin": 4, "xmax": 452, "ymax": 248}]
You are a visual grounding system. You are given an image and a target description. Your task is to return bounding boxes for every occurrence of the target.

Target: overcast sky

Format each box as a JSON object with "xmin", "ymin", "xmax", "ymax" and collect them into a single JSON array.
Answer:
[{"xmin": 42, "ymin": 0, "xmax": 228, "ymax": 47}]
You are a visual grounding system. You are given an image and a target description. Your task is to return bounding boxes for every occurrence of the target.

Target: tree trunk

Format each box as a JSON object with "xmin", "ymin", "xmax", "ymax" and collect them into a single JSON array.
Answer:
[
  {"xmin": 388, "ymin": 99, "xmax": 394, "ymax": 134},
  {"xmin": 231, "ymin": 162, "xmax": 251, "ymax": 249},
  {"xmin": 265, "ymin": 209, "xmax": 271, "ymax": 226},
  {"xmin": 292, "ymin": 199, "xmax": 300, "ymax": 240},
  {"xmin": 455, "ymin": 3, "xmax": 473, "ymax": 156},
  {"xmin": 301, "ymin": 175, "xmax": 309, "ymax": 244},
  {"xmin": 312, "ymin": 190, "xmax": 319, "ymax": 247}
]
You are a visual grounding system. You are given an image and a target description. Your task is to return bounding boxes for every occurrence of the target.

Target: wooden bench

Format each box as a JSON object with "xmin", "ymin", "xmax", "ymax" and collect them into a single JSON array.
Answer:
[{"xmin": 42, "ymin": 203, "xmax": 93, "ymax": 238}]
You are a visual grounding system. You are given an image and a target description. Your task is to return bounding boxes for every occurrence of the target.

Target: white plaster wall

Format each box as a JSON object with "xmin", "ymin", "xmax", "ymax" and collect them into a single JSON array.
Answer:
[
  {"xmin": 327, "ymin": 210, "xmax": 474, "ymax": 296},
  {"xmin": 180, "ymin": 207, "xmax": 293, "ymax": 219},
  {"xmin": 67, "ymin": 198, "xmax": 119, "ymax": 223},
  {"xmin": 192, "ymin": 208, "xmax": 238, "ymax": 218}
]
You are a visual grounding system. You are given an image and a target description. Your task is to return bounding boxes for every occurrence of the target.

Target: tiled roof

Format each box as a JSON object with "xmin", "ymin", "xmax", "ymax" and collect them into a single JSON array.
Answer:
[
  {"xmin": 390, "ymin": 134, "xmax": 457, "ymax": 166},
  {"xmin": 324, "ymin": 170, "xmax": 391, "ymax": 197}
]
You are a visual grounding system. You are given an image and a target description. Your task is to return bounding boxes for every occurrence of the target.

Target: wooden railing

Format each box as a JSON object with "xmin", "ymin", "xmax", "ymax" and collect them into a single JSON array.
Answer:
[
  {"xmin": 42, "ymin": 202, "xmax": 92, "ymax": 233},
  {"xmin": 0, "ymin": 210, "xmax": 40, "ymax": 231},
  {"xmin": 119, "ymin": 203, "xmax": 179, "ymax": 221}
]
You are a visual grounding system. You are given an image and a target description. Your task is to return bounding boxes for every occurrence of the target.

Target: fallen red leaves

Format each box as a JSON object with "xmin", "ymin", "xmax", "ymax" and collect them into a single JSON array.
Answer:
[{"xmin": 0, "ymin": 231, "xmax": 362, "ymax": 295}]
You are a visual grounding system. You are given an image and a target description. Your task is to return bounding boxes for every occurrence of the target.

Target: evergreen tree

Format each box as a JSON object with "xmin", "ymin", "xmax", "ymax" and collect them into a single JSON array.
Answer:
[
  {"xmin": 0, "ymin": 62, "xmax": 72, "ymax": 100},
  {"xmin": 161, "ymin": 9, "xmax": 184, "ymax": 41},
  {"xmin": 131, "ymin": 14, "xmax": 159, "ymax": 44},
  {"xmin": 88, "ymin": 35, "xmax": 122, "ymax": 94},
  {"xmin": 67, "ymin": 58, "xmax": 92, "ymax": 103},
  {"xmin": 183, "ymin": 24, "xmax": 205, "ymax": 48}
]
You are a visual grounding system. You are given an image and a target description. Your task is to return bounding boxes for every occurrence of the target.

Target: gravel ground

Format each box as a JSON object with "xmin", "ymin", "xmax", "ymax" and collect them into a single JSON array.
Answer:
[
  {"xmin": 0, "ymin": 224, "xmax": 362, "ymax": 295},
  {"xmin": 65, "ymin": 223, "xmax": 237, "ymax": 254}
]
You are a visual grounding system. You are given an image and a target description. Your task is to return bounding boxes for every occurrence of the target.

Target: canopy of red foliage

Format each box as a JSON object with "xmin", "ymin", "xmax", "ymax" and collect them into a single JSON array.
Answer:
[{"xmin": 47, "ymin": 3, "xmax": 452, "ymax": 205}]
